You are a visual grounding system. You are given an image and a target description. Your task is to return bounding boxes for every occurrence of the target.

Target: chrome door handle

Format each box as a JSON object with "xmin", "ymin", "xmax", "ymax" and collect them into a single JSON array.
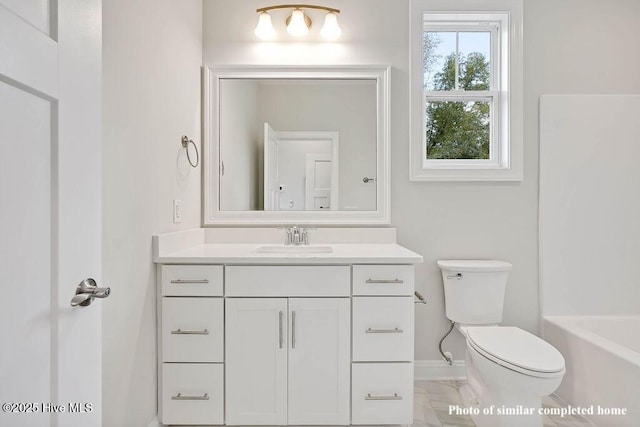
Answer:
[
  {"xmin": 365, "ymin": 327, "xmax": 403, "ymax": 334},
  {"xmin": 365, "ymin": 393, "xmax": 402, "ymax": 401},
  {"xmin": 170, "ymin": 279, "xmax": 209, "ymax": 284},
  {"xmin": 362, "ymin": 177, "xmax": 375, "ymax": 183},
  {"xmin": 365, "ymin": 278, "xmax": 404, "ymax": 284},
  {"xmin": 70, "ymin": 278, "xmax": 111, "ymax": 307},
  {"xmin": 291, "ymin": 310, "xmax": 296, "ymax": 349},
  {"xmin": 278, "ymin": 311, "xmax": 284, "ymax": 349},
  {"xmin": 171, "ymin": 329, "xmax": 209, "ymax": 335},
  {"xmin": 171, "ymin": 393, "xmax": 209, "ymax": 401}
]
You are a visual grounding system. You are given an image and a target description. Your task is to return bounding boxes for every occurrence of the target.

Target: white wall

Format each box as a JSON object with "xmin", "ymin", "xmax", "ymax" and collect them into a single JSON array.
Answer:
[
  {"xmin": 219, "ymin": 80, "xmax": 260, "ymax": 210},
  {"xmin": 203, "ymin": 0, "xmax": 640, "ymax": 364},
  {"xmin": 540, "ymin": 96, "xmax": 640, "ymax": 316},
  {"xmin": 102, "ymin": 0, "xmax": 202, "ymax": 425}
]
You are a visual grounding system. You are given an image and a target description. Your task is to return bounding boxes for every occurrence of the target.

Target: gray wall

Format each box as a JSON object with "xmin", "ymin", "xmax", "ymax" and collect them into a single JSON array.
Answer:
[{"xmin": 219, "ymin": 79, "xmax": 260, "ymax": 210}]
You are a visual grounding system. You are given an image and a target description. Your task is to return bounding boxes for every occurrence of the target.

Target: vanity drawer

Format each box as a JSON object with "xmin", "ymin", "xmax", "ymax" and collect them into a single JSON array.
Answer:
[
  {"xmin": 161, "ymin": 363, "xmax": 224, "ymax": 425},
  {"xmin": 353, "ymin": 265, "xmax": 414, "ymax": 296},
  {"xmin": 225, "ymin": 265, "xmax": 350, "ymax": 296},
  {"xmin": 162, "ymin": 297, "xmax": 223, "ymax": 362},
  {"xmin": 161, "ymin": 265, "xmax": 223, "ymax": 296},
  {"xmin": 352, "ymin": 362, "xmax": 413, "ymax": 425},
  {"xmin": 352, "ymin": 297, "xmax": 414, "ymax": 361}
]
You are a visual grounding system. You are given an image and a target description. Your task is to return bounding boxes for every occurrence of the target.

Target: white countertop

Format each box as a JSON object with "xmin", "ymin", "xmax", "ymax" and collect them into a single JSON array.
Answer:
[{"xmin": 154, "ymin": 243, "xmax": 423, "ymax": 265}]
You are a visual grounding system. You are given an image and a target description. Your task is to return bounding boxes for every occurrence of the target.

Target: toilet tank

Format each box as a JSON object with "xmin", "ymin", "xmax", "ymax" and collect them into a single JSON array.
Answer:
[{"xmin": 437, "ymin": 260, "xmax": 512, "ymax": 325}]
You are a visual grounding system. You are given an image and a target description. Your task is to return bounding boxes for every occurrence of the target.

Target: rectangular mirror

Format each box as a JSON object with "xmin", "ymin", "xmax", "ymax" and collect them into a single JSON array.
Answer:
[{"xmin": 203, "ymin": 66, "xmax": 390, "ymax": 225}]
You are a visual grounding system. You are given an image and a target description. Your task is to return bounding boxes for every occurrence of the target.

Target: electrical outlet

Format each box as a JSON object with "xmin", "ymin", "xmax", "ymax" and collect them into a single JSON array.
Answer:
[{"xmin": 173, "ymin": 199, "xmax": 182, "ymax": 223}]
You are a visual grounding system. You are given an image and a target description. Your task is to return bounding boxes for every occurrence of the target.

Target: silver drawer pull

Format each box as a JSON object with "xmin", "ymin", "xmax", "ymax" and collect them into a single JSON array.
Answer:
[
  {"xmin": 365, "ymin": 278, "xmax": 404, "ymax": 284},
  {"xmin": 365, "ymin": 327, "xmax": 403, "ymax": 334},
  {"xmin": 171, "ymin": 328, "xmax": 209, "ymax": 335},
  {"xmin": 170, "ymin": 279, "xmax": 209, "ymax": 284},
  {"xmin": 365, "ymin": 393, "xmax": 402, "ymax": 401},
  {"xmin": 171, "ymin": 392, "xmax": 209, "ymax": 401},
  {"xmin": 291, "ymin": 310, "xmax": 296, "ymax": 349},
  {"xmin": 279, "ymin": 311, "xmax": 284, "ymax": 349}
]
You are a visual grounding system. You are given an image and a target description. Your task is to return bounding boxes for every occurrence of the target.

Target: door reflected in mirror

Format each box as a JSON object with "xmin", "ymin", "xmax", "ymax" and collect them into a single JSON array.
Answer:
[{"xmin": 219, "ymin": 79, "xmax": 377, "ymax": 212}]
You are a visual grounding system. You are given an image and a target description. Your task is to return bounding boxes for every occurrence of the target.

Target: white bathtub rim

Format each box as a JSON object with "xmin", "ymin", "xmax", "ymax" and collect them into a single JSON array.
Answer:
[{"xmin": 544, "ymin": 315, "xmax": 640, "ymax": 369}]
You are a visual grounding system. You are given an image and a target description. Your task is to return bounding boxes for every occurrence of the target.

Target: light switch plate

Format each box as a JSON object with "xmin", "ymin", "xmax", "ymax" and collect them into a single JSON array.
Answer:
[{"xmin": 173, "ymin": 199, "xmax": 182, "ymax": 223}]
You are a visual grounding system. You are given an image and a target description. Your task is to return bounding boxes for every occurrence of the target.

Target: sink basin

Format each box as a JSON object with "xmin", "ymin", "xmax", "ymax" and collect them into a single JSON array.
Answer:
[{"xmin": 255, "ymin": 245, "xmax": 334, "ymax": 254}]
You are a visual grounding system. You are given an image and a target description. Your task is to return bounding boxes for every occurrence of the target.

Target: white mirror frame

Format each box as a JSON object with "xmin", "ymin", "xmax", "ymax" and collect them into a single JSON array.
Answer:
[{"xmin": 203, "ymin": 65, "xmax": 391, "ymax": 225}]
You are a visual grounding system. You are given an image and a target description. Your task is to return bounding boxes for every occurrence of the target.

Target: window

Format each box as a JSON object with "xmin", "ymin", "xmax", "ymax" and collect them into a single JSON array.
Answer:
[{"xmin": 410, "ymin": 2, "xmax": 523, "ymax": 181}]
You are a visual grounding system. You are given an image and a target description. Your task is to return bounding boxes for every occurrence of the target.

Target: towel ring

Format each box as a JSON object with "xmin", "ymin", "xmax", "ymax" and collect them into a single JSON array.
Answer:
[{"xmin": 181, "ymin": 135, "xmax": 199, "ymax": 168}]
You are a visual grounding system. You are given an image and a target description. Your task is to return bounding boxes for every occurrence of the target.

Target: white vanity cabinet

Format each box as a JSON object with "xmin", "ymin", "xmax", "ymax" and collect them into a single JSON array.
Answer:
[
  {"xmin": 225, "ymin": 297, "xmax": 351, "ymax": 425},
  {"xmin": 157, "ymin": 262, "xmax": 416, "ymax": 427}
]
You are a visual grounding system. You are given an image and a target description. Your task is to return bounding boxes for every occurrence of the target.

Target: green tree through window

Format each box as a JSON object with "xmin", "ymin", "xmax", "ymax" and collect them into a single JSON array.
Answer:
[{"xmin": 424, "ymin": 34, "xmax": 491, "ymax": 160}]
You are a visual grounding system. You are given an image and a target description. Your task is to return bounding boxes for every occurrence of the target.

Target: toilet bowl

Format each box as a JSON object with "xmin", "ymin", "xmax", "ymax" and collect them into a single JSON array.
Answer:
[
  {"xmin": 438, "ymin": 260, "xmax": 566, "ymax": 427},
  {"xmin": 461, "ymin": 326, "xmax": 565, "ymax": 427}
]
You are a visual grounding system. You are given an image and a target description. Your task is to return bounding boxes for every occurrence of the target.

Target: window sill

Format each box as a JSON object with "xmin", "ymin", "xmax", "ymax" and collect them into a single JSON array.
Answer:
[{"xmin": 409, "ymin": 166, "xmax": 523, "ymax": 182}]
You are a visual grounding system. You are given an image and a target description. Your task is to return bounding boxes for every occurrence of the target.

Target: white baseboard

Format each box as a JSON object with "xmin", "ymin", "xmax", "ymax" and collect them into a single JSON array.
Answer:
[
  {"xmin": 414, "ymin": 359, "xmax": 466, "ymax": 381},
  {"xmin": 147, "ymin": 416, "xmax": 160, "ymax": 427}
]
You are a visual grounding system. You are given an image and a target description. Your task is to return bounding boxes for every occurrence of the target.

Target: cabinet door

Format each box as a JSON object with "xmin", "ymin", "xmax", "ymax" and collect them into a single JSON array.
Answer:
[
  {"xmin": 288, "ymin": 298, "xmax": 351, "ymax": 425},
  {"xmin": 225, "ymin": 298, "xmax": 288, "ymax": 425}
]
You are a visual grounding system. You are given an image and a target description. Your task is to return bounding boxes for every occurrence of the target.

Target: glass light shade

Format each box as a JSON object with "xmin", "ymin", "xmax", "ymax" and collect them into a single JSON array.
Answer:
[
  {"xmin": 287, "ymin": 9, "xmax": 310, "ymax": 37},
  {"xmin": 320, "ymin": 12, "xmax": 342, "ymax": 40},
  {"xmin": 254, "ymin": 12, "xmax": 276, "ymax": 40}
]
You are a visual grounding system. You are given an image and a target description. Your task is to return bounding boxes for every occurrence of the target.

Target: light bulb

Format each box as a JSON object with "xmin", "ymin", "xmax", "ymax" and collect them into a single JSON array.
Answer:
[
  {"xmin": 321, "ymin": 12, "xmax": 342, "ymax": 40},
  {"xmin": 254, "ymin": 12, "xmax": 276, "ymax": 40},
  {"xmin": 287, "ymin": 9, "xmax": 310, "ymax": 37}
]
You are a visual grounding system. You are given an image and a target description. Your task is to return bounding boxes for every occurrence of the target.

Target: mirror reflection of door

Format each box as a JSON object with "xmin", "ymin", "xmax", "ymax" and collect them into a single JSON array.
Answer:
[
  {"xmin": 305, "ymin": 154, "xmax": 332, "ymax": 210},
  {"xmin": 262, "ymin": 124, "xmax": 339, "ymax": 211}
]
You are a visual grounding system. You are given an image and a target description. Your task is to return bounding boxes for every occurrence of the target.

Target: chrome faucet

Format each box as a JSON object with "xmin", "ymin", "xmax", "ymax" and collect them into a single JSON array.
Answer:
[{"xmin": 284, "ymin": 225, "xmax": 313, "ymax": 246}]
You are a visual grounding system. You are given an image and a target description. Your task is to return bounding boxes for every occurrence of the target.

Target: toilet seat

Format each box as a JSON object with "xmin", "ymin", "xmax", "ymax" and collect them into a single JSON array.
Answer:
[{"xmin": 466, "ymin": 326, "xmax": 565, "ymax": 379}]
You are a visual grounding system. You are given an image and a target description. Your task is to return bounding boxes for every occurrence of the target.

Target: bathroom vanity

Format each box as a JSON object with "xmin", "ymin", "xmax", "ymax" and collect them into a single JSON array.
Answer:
[{"xmin": 153, "ymin": 228, "xmax": 422, "ymax": 426}]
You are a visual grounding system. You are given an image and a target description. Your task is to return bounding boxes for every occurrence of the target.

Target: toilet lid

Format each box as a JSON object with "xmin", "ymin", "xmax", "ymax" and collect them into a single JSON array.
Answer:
[{"xmin": 466, "ymin": 327, "xmax": 565, "ymax": 378}]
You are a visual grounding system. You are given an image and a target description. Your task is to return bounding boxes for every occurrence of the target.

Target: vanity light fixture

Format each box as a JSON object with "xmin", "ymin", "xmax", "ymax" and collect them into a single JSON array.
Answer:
[{"xmin": 254, "ymin": 4, "xmax": 342, "ymax": 41}]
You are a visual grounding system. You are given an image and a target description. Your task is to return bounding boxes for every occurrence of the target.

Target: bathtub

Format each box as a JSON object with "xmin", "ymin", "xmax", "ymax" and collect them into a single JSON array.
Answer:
[{"xmin": 543, "ymin": 316, "xmax": 640, "ymax": 426}]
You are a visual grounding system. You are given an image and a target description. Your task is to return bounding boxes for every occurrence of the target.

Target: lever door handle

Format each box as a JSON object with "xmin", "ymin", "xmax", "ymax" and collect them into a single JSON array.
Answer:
[{"xmin": 71, "ymin": 278, "xmax": 111, "ymax": 307}]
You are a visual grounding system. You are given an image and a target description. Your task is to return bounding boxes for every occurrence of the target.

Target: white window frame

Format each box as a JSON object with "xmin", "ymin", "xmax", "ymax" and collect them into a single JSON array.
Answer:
[{"xmin": 410, "ymin": 0, "xmax": 523, "ymax": 181}]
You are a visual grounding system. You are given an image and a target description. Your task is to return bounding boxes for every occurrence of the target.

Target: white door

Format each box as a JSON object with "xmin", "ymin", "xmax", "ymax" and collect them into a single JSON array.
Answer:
[
  {"xmin": 263, "ymin": 123, "xmax": 280, "ymax": 210},
  {"xmin": 225, "ymin": 298, "xmax": 288, "ymax": 425},
  {"xmin": 288, "ymin": 298, "xmax": 350, "ymax": 425},
  {"xmin": 305, "ymin": 154, "xmax": 333, "ymax": 210},
  {"xmin": 0, "ymin": 1, "xmax": 102, "ymax": 426}
]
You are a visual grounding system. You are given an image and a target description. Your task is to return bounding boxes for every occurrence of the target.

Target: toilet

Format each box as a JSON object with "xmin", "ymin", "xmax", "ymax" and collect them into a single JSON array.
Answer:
[{"xmin": 437, "ymin": 260, "xmax": 565, "ymax": 427}]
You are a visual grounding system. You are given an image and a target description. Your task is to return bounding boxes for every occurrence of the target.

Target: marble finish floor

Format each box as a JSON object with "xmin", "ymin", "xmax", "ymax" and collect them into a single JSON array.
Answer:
[{"xmin": 414, "ymin": 381, "xmax": 594, "ymax": 427}]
